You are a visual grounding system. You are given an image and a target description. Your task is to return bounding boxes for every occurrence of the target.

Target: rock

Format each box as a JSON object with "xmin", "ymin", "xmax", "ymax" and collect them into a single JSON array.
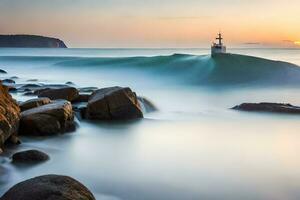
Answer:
[
  {"xmin": 0, "ymin": 69, "xmax": 7, "ymax": 74},
  {"xmin": 1, "ymin": 82, "xmax": 17, "ymax": 93},
  {"xmin": 19, "ymin": 97, "xmax": 52, "ymax": 112},
  {"xmin": 19, "ymin": 100, "xmax": 75, "ymax": 136},
  {"xmin": 138, "ymin": 96, "xmax": 157, "ymax": 113},
  {"xmin": 86, "ymin": 86, "xmax": 143, "ymax": 120},
  {"xmin": 38, "ymin": 87, "xmax": 79, "ymax": 101},
  {"xmin": 2, "ymin": 79, "xmax": 15, "ymax": 84},
  {"xmin": 0, "ymin": 174, "xmax": 95, "ymax": 200},
  {"xmin": 79, "ymin": 87, "xmax": 98, "ymax": 93},
  {"xmin": 10, "ymin": 76, "xmax": 19, "ymax": 79},
  {"xmin": 8, "ymin": 86, "xmax": 18, "ymax": 93},
  {"xmin": 33, "ymin": 88, "xmax": 49, "ymax": 95},
  {"xmin": 0, "ymin": 82, "xmax": 20, "ymax": 150},
  {"xmin": 27, "ymin": 79, "xmax": 38, "ymax": 82},
  {"xmin": 23, "ymin": 91, "xmax": 35, "ymax": 96},
  {"xmin": 65, "ymin": 81, "xmax": 75, "ymax": 85},
  {"xmin": 72, "ymin": 94, "xmax": 91, "ymax": 103},
  {"xmin": 12, "ymin": 149, "xmax": 49, "ymax": 163},
  {"xmin": 18, "ymin": 83, "xmax": 43, "ymax": 92},
  {"xmin": 232, "ymin": 103, "xmax": 300, "ymax": 114}
]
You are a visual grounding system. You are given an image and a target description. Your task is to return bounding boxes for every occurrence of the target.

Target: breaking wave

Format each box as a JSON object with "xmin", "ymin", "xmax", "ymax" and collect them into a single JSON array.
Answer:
[{"xmin": 52, "ymin": 53, "xmax": 300, "ymax": 87}]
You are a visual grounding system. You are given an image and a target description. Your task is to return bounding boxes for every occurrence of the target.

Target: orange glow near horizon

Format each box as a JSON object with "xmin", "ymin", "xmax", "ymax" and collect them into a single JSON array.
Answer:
[
  {"xmin": 294, "ymin": 41, "xmax": 300, "ymax": 46},
  {"xmin": 1, "ymin": 0, "xmax": 300, "ymax": 47}
]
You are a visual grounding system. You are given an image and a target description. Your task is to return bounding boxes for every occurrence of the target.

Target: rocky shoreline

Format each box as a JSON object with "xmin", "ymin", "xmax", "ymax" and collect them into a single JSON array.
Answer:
[
  {"xmin": 0, "ymin": 68, "xmax": 156, "ymax": 199},
  {"xmin": 1, "ymin": 67, "xmax": 300, "ymax": 199}
]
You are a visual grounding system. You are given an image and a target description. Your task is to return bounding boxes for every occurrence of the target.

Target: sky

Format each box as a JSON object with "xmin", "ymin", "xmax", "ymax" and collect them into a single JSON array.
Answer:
[{"xmin": 0, "ymin": 0, "xmax": 300, "ymax": 48}]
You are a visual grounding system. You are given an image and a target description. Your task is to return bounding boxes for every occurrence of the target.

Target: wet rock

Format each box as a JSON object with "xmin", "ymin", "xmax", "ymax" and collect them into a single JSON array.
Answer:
[
  {"xmin": 2, "ymin": 79, "xmax": 15, "ymax": 84},
  {"xmin": 0, "ymin": 69, "xmax": 7, "ymax": 74},
  {"xmin": 79, "ymin": 87, "xmax": 98, "ymax": 93},
  {"xmin": 12, "ymin": 149, "xmax": 49, "ymax": 163},
  {"xmin": 18, "ymin": 84, "xmax": 43, "ymax": 92},
  {"xmin": 23, "ymin": 91, "xmax": 36, "ymax": 96},
  {"xmin": 19, "ymin": 97, "xmax": 52, "ymax": 112},
  {"xmin": 0, "ymin": 82, "xmax": 20, "ymax": 151},
  {"xmin": 38, "ymin": 87, "xmax": 79, "ymax": 101},
  {"xmin": 8, "ymin": 86, "xmax": 18, "ymax": 93},
  {"xmin": 10, "ymin": 76, "xmax": 19, "ymax": 79},
  {"xmin": 232, "ymin": 103, "xmax": 300, "ymax": 114},
  {"xmin": 86, "ymin": 86, "xmax": 143, "ymax": 120},
  {"xmin": 27, "ymin": 79, "xmax": 38, "ymax": 82},
  {"xmin": 65, "ymin": 81, "xmax": 75, "ymax": 85},
  {"xmin": 138, "ymin": 96, "xmax": 157, "ymax": 113},
  {"xmin": 33, "ymin": 88, "xmax": 49, "ymax": 95},
  {"xmin": 19, "ymin": 100, "xmax": 75, "ymax": 136},
  {"xmin": 0, "ymin": 174, "xmax": 96, "ymax": 200},
  {"xmin": 72, "ymin": 94, "xmax": 91, "ymax": 103}
]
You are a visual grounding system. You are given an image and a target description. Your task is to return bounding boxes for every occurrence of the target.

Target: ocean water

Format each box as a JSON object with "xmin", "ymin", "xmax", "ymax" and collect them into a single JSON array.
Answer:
[{"xmin": 1, "ymin": 48, "xmax": 300, "ymax": 200}]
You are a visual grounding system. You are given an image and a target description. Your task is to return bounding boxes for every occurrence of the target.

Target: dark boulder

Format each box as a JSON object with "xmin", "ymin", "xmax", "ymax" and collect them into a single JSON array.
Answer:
[
  {"xmin": 19, "ymin": 100, "xmax": 75, "ymax": 136},
  {"xmin": 2, "ymin": 79, "xmax": 15, "ymax": 84},
  {"xmin": 0, "ymin": 69, "xmax": 7, "ymax": 74},
  {"xmin": 33, "ymin": 88, "xmax": 49, "ymax": 95},
  {"xmin": 19, "ymin": 97, "xmax": 52, "ymax": 112},
  {"xmin": 0, "ymin": 174, "xmax": 95, "ymax": 200},
  {"xmin": 8, "ymin": 86, "xmax": 18, "ymax": 93},
  {"xmin": 85, "ymin": 86, "xmax": 143, "ymax": 120},
  {"xmin": 12, "ymin": 149, "xmax": 49, "ymax": 163},
  {"xmin": 38, "ymin": 87, "xmax": 79, "ymax": 102},
  {"xmin": 72, "ymin": 94, "xmax": 91, "ymax": 103},
  {"xmin": 0, "ymin": 82, "xmax": 20, "ymax": 151},
  {"xmin": 232, "ymin": 102, "xmax": 300, "ymax": 114}
]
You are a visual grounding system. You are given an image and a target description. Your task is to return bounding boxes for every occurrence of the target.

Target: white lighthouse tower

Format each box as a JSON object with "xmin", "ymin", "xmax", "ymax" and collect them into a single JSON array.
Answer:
[{"xmin": 211, "ymin": 32, "xmax": 226, "ymax": 56}]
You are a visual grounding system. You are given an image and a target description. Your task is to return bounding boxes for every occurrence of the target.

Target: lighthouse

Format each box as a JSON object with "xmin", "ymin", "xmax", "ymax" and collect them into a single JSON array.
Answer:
[{"xmin": 211, "ymin": 32, "xmax": 226, "ymax": 56}]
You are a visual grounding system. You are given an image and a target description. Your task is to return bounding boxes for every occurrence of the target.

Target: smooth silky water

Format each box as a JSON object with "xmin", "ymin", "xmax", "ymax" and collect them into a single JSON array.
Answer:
[{"xmin": 0, "ymin": 48, "xmax": 300, "ymax": 200}]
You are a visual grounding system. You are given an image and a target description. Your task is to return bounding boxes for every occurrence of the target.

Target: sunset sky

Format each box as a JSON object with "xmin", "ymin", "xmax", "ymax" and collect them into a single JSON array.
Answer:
[{"xmin": 1, "ymin": 0, "xmax": 300, "ymax": 48}]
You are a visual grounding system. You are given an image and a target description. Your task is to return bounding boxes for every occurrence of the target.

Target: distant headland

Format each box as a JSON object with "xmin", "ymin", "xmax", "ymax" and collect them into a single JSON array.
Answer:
[{"xmin": 0, "ymin": 35, "xmax": 67, "ymax": 48}]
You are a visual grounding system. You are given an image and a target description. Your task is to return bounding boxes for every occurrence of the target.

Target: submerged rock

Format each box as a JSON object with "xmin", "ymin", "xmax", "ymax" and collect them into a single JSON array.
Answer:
[
  {"xmin": 12, "ymin": 149, "xmax": 49, "ymax": 163},
  {"xmin": 10, "ymin": 76, "xmax": 19, "ymax": 79},
  {"xmin": 86, "ymin": 86, "xmax": 143, "ymax": 120},
  {"xmin": 0, "ymin": 69, "xmax": 7, "ymax": 74},
  {"xmin": 0, "ymin": 82, "xmax": 20, "ymax": 150},
  {"xmin": 2, "ymin": 79, "xmax": 15, "ymax": 84},
  {"xmin": 19, "ymin": 97, "xmax": 52, "ymax": 112},
  {"xmin": 138, "ymin": 96, "xmax": 157, "ymax": 113},
  {"xmin": 78, "ymin": 87, "xmax": 98, "ymax": 93},
  {"xmin": 38, "ymin": 87, "xmax": 79, "ymax": 102},
  {"xmin": 232, "ymin": 103, "xmax": 300, "ymax": 114},
  {"xmin": 26, "ymin": 79, "xmax": 38, "ymax": 82},
  {"xmin": 18, "ymin": 83, "xmax": 43, "ymax": 92},
  {"xmin": 0, "ymin": 174, "xmax": 95, "ymax": 200},
  {"xmin": 65, "ymin": 81, "xmax": 75, "ymax": 85},
  {"xmin": 19, "ymin": 100, "xmax": 75, "ymax": 136},
  {"xmin": 23, "ymin": 91, "xmax": 35, "ymax": 96}
]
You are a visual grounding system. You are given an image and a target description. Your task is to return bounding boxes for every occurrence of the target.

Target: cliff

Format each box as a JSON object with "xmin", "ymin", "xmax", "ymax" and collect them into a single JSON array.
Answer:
[{"xmin": 0, "ymin": 35, "xmax": 67, "ymax": 48}]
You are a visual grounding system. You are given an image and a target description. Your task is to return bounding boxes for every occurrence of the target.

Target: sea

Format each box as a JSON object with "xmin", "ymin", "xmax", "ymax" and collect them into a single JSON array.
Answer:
[{"xmin": 0, "ymin": 48, "xmax": 300, "ymax": 200}]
